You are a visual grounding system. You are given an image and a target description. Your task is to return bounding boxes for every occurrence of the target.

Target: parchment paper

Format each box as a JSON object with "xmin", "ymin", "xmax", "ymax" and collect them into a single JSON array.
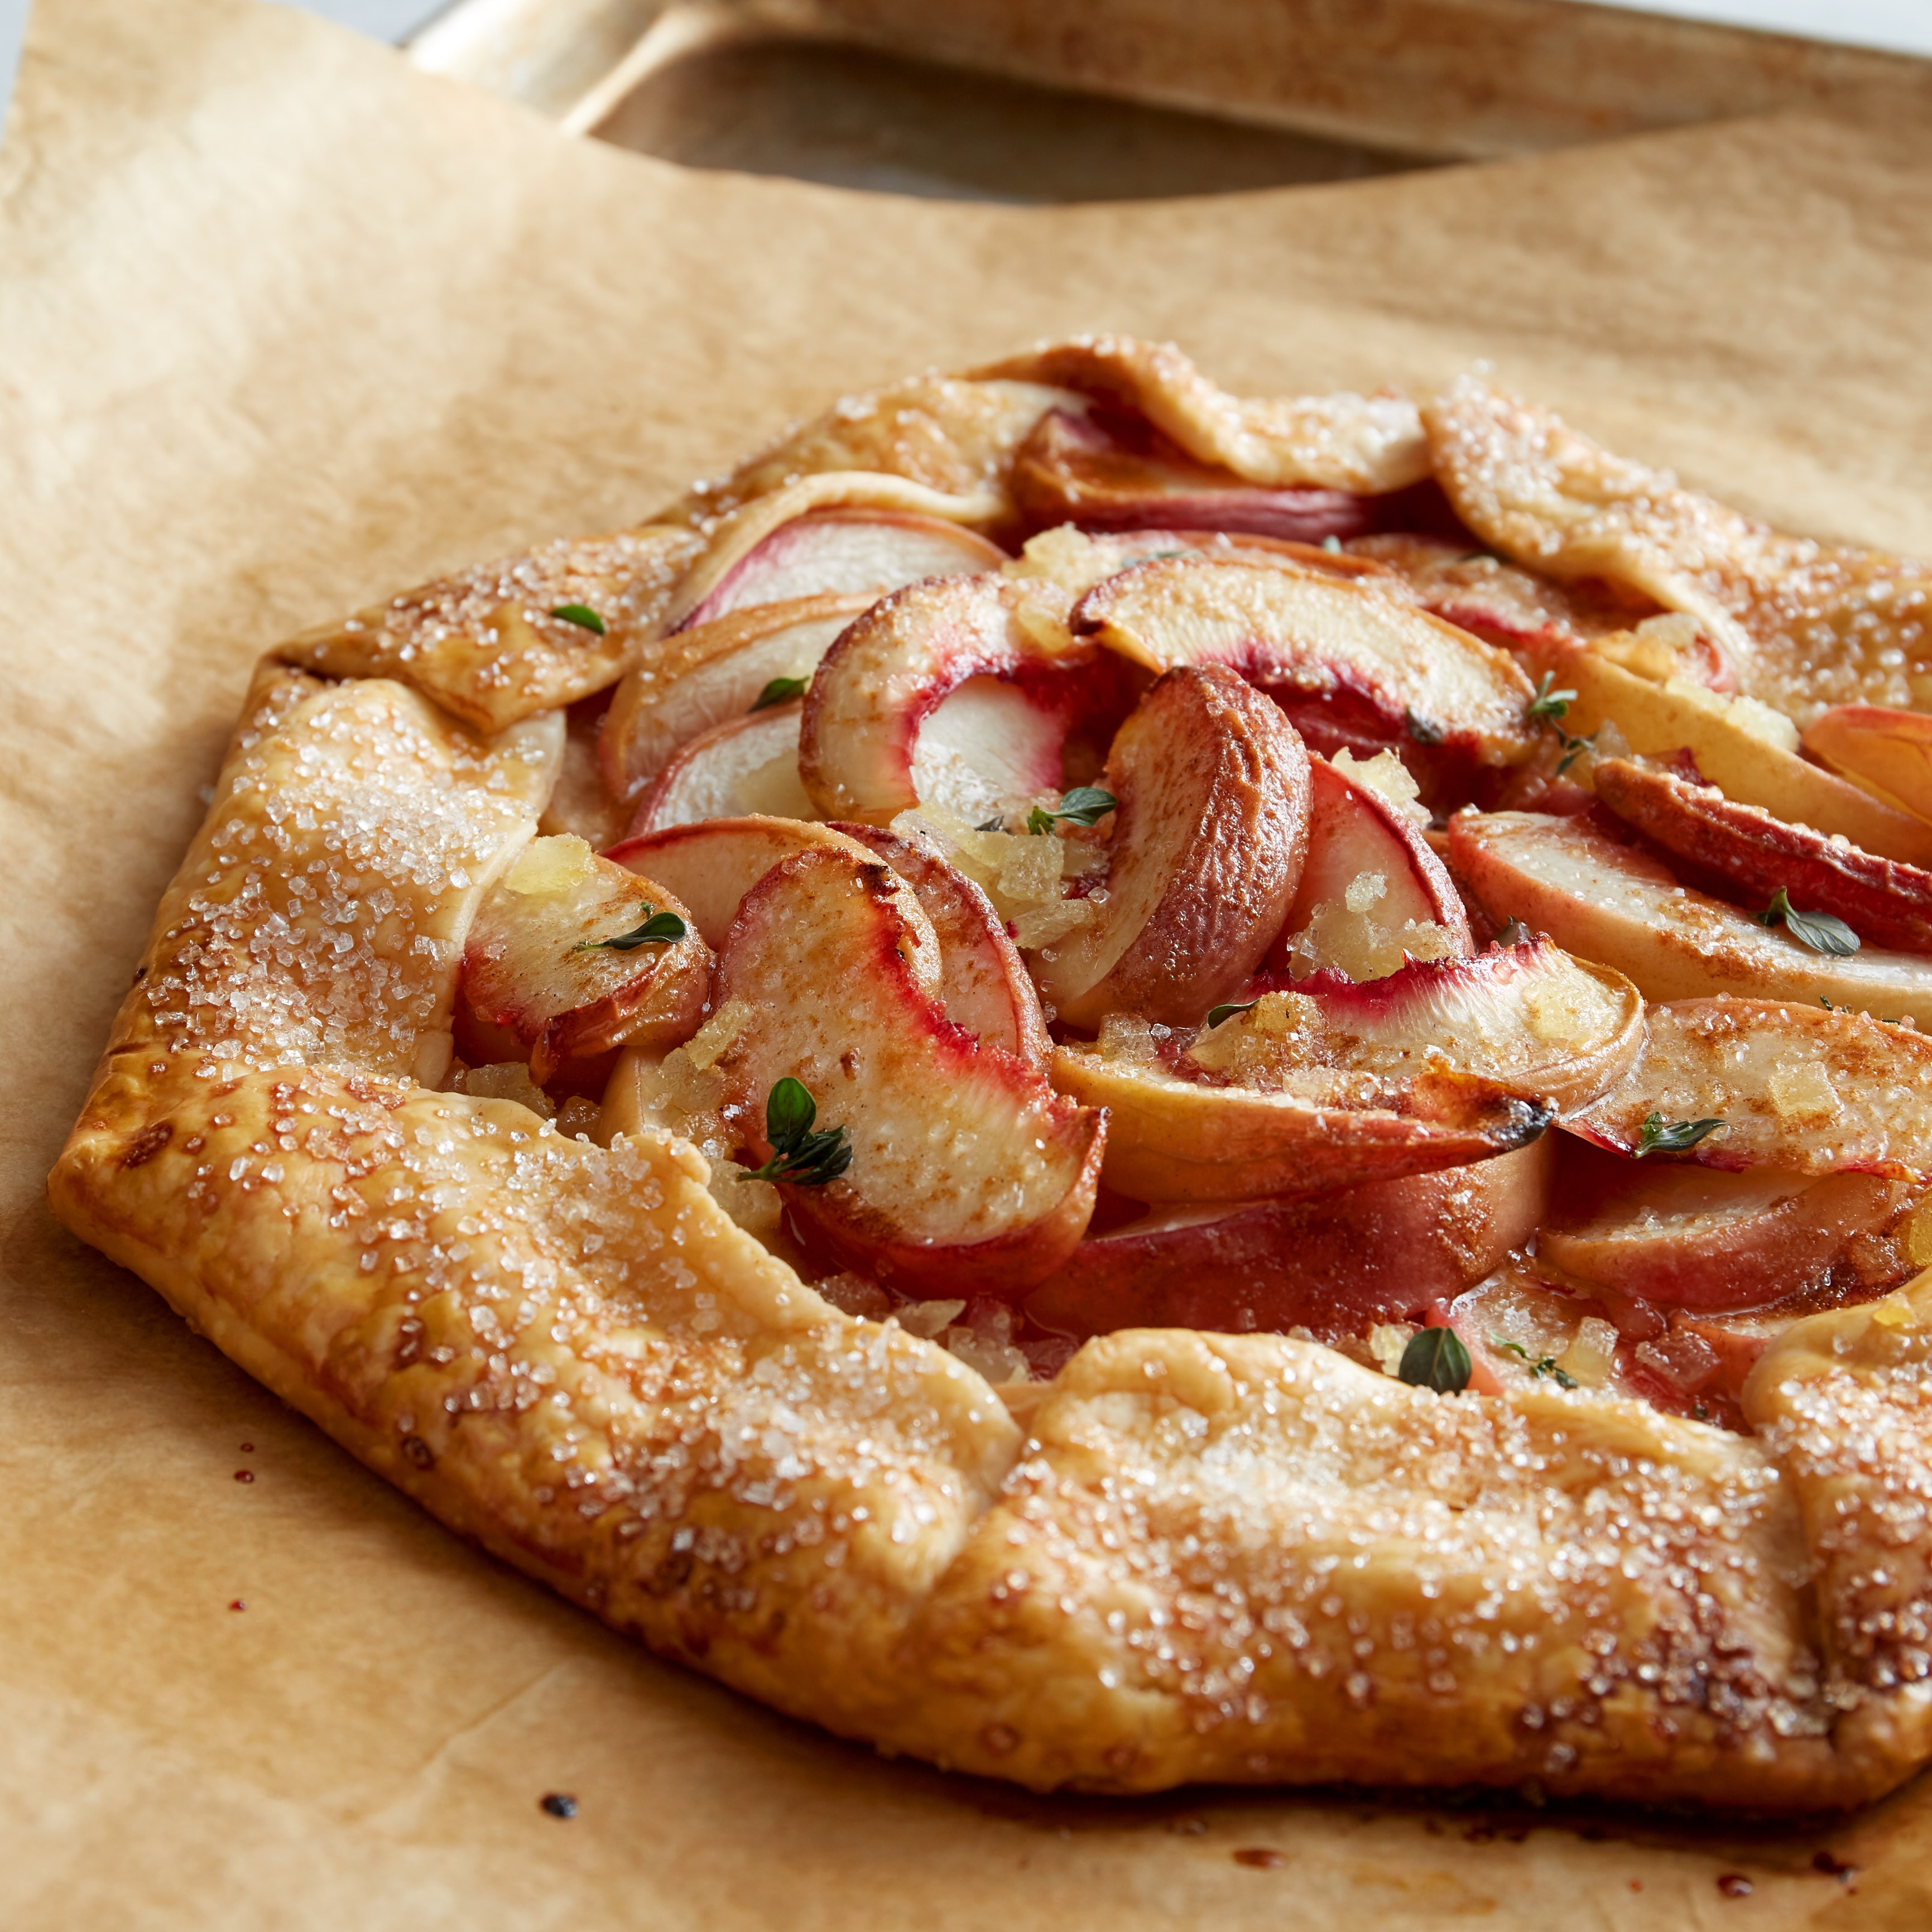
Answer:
[{"xmin": 6, "ymin": 0, "xmax": 1932, "ymax": 1923}]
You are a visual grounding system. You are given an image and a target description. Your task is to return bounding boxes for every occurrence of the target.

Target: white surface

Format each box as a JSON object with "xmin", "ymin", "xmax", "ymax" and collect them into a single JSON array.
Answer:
[{"xmin": 1587, "ymin": 1, "xmax": 1932, "ymax": 55}]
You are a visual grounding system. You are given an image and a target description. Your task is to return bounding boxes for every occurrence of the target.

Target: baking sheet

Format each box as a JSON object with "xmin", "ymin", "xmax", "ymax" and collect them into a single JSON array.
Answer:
[{"xmin": 6, "ymin": 0, "xmax": 1932, "ymax": 1923}]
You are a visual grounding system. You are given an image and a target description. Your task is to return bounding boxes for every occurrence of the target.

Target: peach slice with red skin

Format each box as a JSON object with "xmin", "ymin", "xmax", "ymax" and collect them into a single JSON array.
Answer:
[
  {"xmin": 628, "ymin": 701, "xmax": 813, "ymax": 835},
  {"xmin": 710, "ymin": 846, "xmax": 1103, "ymax": 1295},
  {"xmin": 1189, "ymin": 939, "xmax": 1643, "ymax": 1116},
  {"xmin": 1270, "ymin": 753, "xmax": 1471, "ymax": 977},
  {"xmin": 1591, "ymin": 756, "xmax": 1932, "ymax": 951},
  {"xmin": 797, "ymin": 574, "xmax": 1103, "ymax": 825},
  {"xmin": 1050, "ymin": 1040, "xmax": 1550, "ymax": 1204},
  {"xmin": 1029, "ymin": 662, "xmax": 1311, "ymax": 1028},
  {"xmin": 1447, "ymin": 808, "xmax": 1932, "ymax": 1026},
  {"xmin": 1570, "ymin": 994, "xmax": 1932, "ymax": 1181},
  {"xmin": 1536, "ymin": 1135, "xmax": 1917, "ymax": 1313},
  {"xmin": 611, "ymin": 815, "xmax": 1046, "ymax": 1064},
  {"xmin": 1010, "ymin": 407, "xmax": 1436, "ymax": 545},
  {"xmin": 1070, "ymin": 551, "xmax": 1539, "ymax": 774},
  {"xmin": 599, "ymin": 593, "xmax": 872, "ymax": 809},
  {"xmin": 1804, "ymin": 704, "xmax": 1932, "ymax": 825},
  {"xmin": 838, "ymin": 822, "xmax": 1050, "ymax": 1066},
  {"xmin": 1021, "ymin": 1136, "xmax": 1552, "ymax": 1343},
  {"xmin": 456, "ymin": 837, "xmax": 711, "ymax": 1087},
  {"xmin": 671, "ymin": 507, "xmax": 1005, "ymax": 633}
]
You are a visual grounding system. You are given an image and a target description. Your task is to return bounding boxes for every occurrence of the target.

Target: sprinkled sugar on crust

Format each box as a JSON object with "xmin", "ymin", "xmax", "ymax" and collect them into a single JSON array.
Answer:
[{"xmin": 49, "ymin": 341, "xmax": 1932, "ymax": 1806}]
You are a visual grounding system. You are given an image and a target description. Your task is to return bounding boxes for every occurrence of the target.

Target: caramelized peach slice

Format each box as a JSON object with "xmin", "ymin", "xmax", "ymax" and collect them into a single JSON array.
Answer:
[
  {"xmin": 1071, "ymin": 552, "xmax": 1537, "ymax": 768},
  {"xmin": 599, "ymin": 594, "xmax": 872, "ymax": 809},
  {"xmin": 1570, "ymin": 995, "xmax": 1932, "ymax": 1181},
  {"xmin": 1554, "ymin": 648, "xmax": 1932, "ymax": 866},
  {"xmin": 1188, "ymin": 940, "xmax": 1642, "ymax": 1116},
  {"xmin": 1538, "ymin": 1137, "xmax": 1916, "ymax": 1311},
  {"xmin": 613, "ymin": 816, "xmax": 1045, "ymax": 1063},
  {"xmin": 670, "ymin": 506, "xmax": 1005, "ymax": 633},
  {"xmin": 456, "ymin": 836, "xmax": 711, "ymax": 1085},
  {"xmin": 607, "ymin": 817, "xmax": 876, "ymax": 946},
  {"xmin": 839, "ymin": 823, "xmax": 1050, "ymax": 1066},
  {"xmin": 1447, "ymin": 809, "xmax": 1932, "ymax": 1026},
  {"xmin": 1052, "ymin": 1041, "xmax": 1549, "ymax": 1203},
  {"xmin": 629, "ymin": 701, "xmax": 814, "ymax": 834},
  {"xmin": 1021, "ymin": 1136, "xmax": 1551, "ymax": 1342},
  {"xmin": 797, "ymin": 574, "xmax": 1097, "ymax": 825},
  {"xmin": 1804, "ymin": 705, "xmax": 1932, "ymax": 826},
  {"xmin": 1272, "ymin": 751, "xmax": 1470, "ymax": 979},
  {"xmin": 1029, "ymin": 664, "xmax": 1310, "ymax": 1027},
  {"xmin": 711, "ymin": 847, "xmax": 1103, "ymax": 1294},
  {"xmin": 1010, "ymin": 408, "xmax": 1405, "ymax": 544},
  {"xmin": 1592, "ymin": 756, "xmax": 1932, "ymax": 951}
]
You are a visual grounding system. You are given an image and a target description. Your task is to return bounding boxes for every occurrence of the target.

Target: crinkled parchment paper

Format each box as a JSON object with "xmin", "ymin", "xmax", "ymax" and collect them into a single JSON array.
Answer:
[{"xmin": 4, "ymin": 0, "xmax": 1932, "ymax": 1923}]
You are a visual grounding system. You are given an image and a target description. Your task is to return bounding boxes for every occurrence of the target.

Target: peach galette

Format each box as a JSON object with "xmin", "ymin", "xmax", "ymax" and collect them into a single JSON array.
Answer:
[{"xmin": 53, "ymin": 340, "xmax": 1932, "ymax": 1808}]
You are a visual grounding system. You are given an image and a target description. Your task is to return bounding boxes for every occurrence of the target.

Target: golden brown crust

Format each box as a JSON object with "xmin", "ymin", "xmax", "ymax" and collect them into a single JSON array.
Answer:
[{"xmin": 48, "ymin": 341, "xmax": 1932, "ymax": 1809}]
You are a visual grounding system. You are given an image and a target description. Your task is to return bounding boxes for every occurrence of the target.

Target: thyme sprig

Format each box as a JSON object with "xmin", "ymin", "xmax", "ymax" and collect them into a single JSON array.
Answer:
[
  {"xmin": 743, "ymin": 1078, "xmax": 852, "ymax": 1188},
  {"xmin": 573, "ymin": 905, "xmax": 686, "ymax": 953},
  {"xmin": 1026, "ymin": 787, "xmax": 1118, "ymax": 836}
]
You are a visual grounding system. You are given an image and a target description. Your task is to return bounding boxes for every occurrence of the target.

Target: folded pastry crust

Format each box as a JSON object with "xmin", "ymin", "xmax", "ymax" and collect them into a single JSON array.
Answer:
[{"xmin": 50, "ymin": 344, "xmax": 1932, "ymax": 1807}]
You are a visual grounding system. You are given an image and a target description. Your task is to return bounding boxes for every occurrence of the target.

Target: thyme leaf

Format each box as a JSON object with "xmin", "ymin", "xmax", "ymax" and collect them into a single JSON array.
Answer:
[
  {"xmin": 1027, "ymin": 786, "xmax": 1118, "ymax": 835},
  {"xmin": 550, "ymin": 604, "xmax": 607, "ymax": 635},
  {"xmin": 1206, "ymin": 998, "xmax": 1260, "ymax": 1029},
  {"xmin": 1399, "ymin": 1326, "xmax": 1472, "ymax": 1395},
  {"xmin": 572, "ymin": 904, "xmax": 686, "ymax": 952},
  {"xmin": 1636, "ymin": 1112, "xmax": 1726, "ymax": 1158},
  {"xmin": 1492, "ymin": 1337, "xmax": 1577, "ymax": 1389},
  {"xmin": 1525, "ymin": 671, "xmax": 1578, "ymax": 724},
  {"xmin": 750, "ymin": 676, "xmax": 807, "ymax": 712},
  {"xmin": 1758, "ymin": 888, "xmax": 1859, "ymax": 957}
]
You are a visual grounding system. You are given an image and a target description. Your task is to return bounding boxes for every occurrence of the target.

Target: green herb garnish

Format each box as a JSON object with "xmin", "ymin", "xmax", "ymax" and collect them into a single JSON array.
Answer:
[
  {"xmin": 1758, "ymin": 888, "xmax": 1859, "ymax": 957},
  {"xmin": 1635, "ymin": 1112, "xmax": 1726, "ymax": 1158},
  {"xmin": 975, "ymin": 815, "xmax": 1005, "ymax": 833},
  {"xmin": 1206, "ymin": 998, "xmax": 1260, "ymax": 1029},
  {"xmin": 1026, "ymin": 787, "xmax": 1118, "ymax": 836},
  {"xmin": 750, "ymin": 676, "xmax": 807, "ymax": 712},
  {"xmin": 573, "ymin": 904, "xmax": 687, "ymax": 953},
  {"xmin": 1399, "ymin": 1326, "xmax": 1472, "ymax": 1394},
  {"xmin": 743, "ymin": 1078, "xmax": 852, "ymax": 1188},
  {"xmin": 1495, "ymin": 918, "xmax": 1531, "ymax": 950},
  {"xmin": 1525, "ymin": 672, "xmax": 1578, "ymax": 724},
  {"xmin": 1493, "ymin": 1337, "xmax": 1577, "ymax": 1389},
  {"xmin": 1553, "ymin": 727, "xmax": 1598, "ymax": 776},
  {"xmin": 550, "ymin": 604, "xmax": 607, "ymax": 635},
  {"xmin": 1404, "ymin": 708, "xmax": 1446, "ymax": 747}
]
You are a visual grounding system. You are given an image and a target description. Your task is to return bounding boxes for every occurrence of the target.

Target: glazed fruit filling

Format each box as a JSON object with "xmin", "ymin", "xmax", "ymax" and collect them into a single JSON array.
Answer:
[{"xmin": 449, "ymin": 379, "xmax": 1932, "ymax": 1433}]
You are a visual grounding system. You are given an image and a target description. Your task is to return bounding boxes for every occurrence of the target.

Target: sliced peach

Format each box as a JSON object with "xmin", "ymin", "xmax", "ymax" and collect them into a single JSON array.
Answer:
[
  {"xmin": 671, "ymin": 506, "xmax": 1005, "ymax": 633},
  {"xmin": 1021, "ymin": 1136, "xmax": 1551, "ymax": 1342},
  {"xmin": 1446, "ymin": 809, "xmax": 1932, "ymax": 1026},
  {"xmin": 1006, "ymin": 521, "xmax": 1386, "ymax": 599},
  {"xmin": 1188, "ymin": 938, "xmax": 1641, "ymax": 1113},
  {"xmin": 599, "ymin": 594, "xmax": 872, "ymax": 809},
  {"xmin": 1537, "ymin": 1136, "xmax": 1916, "ymax": 1311},
  {"xmin": 839, "ymin": 823, "xmax": 1050, "ymax": 1066},
  {"xmin": 711, "ymin": 847, "xmax": 1103, "ymax": 1295},
  {"xmin": 456, "ymin": 836, "xmax": 711, "ymax": 1086},
  {"xmin": 1554, "ymin": 648, "xmax": 1932, "ymax": 866},
  {"xmin": 1592, "ymin": 756, "xmax": 1932, "ymax": 951},
  {"xmin": 612, "ymin": 815, "xmax": 1045, "ymax": 1064},
  {"xmin": 797, "ymin": 574, "xmax": 1101, "ymax": 825},
  {"xmin": 1071, "ymin": 552, "xmax": 1539, "ymax": 771},
  {"xmin": 607, "ymin": 816, "xmax": 878, "ymax": 945},
  {"xmin": 1272, "ymin": 751, "xmax": 1471, "ymax": 979},
  {"xmin": 1569, "ymin": 994, "xmax": 1932, "ymax": 1181},
  {"xmin": 1804, "ymin": 705, "xmax": 1932, "ymax": 826},
  {"xmin": 1051, "ymin": 1039, "xmax": 1550, "ymax": 1203},
  {"xmin": 1344, "ymin": 534, "xmax": 1661, "ymax": 655},
  {"xmin": 1022, "ymin": 664, "xmax": 1309, "ymax": 1027},
  {"xmin": 628, "ymin": 700, "xmax": 814, "ymax": 835},
  {"xmin": 1010, "ymin": 407, "xmax": 1402, "ymax": 544}
]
